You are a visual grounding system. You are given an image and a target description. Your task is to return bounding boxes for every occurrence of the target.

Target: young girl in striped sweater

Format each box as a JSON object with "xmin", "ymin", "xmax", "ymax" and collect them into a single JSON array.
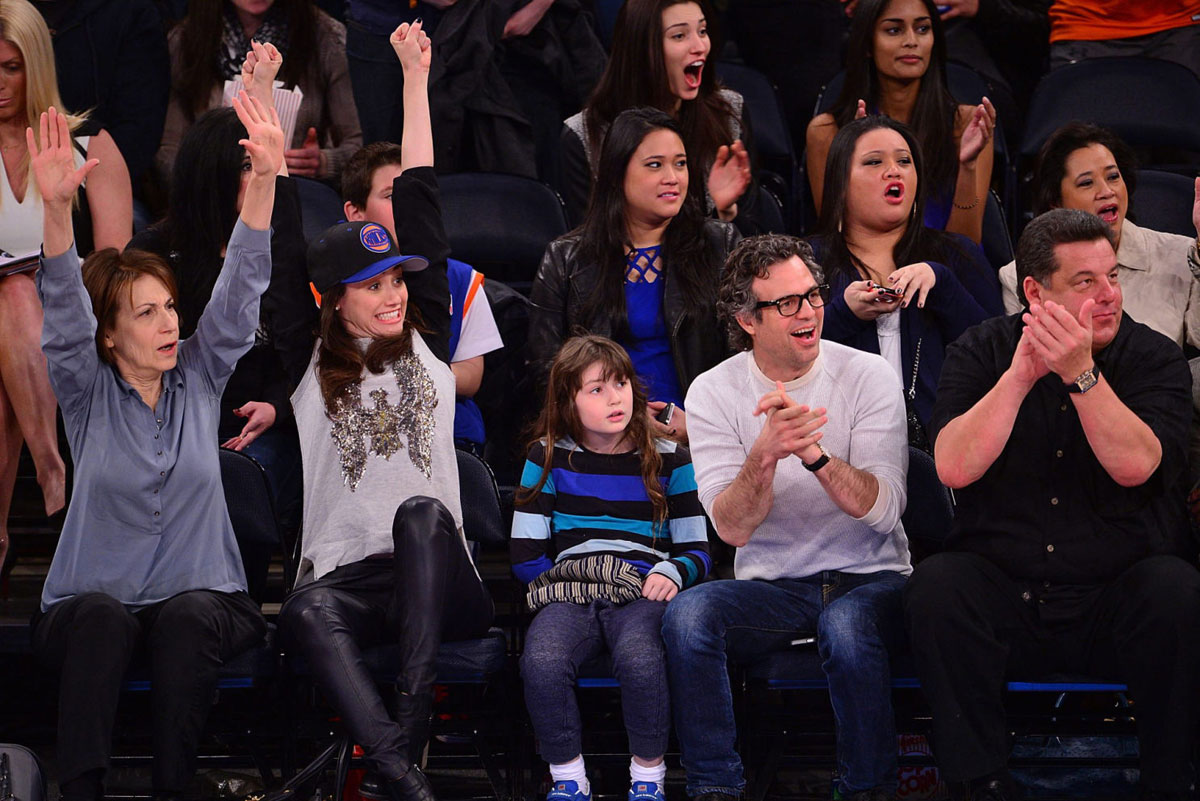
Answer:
[{"xmin": 512, "ymin": 335, "xmax": 711, "ymax": 801}]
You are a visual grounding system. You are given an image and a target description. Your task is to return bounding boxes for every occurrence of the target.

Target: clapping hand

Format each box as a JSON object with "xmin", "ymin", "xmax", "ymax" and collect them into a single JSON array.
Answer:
[
  {"xmin": 27, "ymin": 107, "xmax": 97, "ymax": 210},
  {"xmin": 1022, "ymin": 300, "xmax": 1094, "ymax": 384},
  {"xmin": 753, "ymin": 381, "xmax": 827, "ymax": 465},
  {"xmin": 390, "ymin": 20, "xmax": 432, "ymax": 73},
  {"xmin": 958, "ymin": 97, "xmax": 996, "ymax": 166},
  {"xmin": 232, "ymin": 90, "xmax": 284, "ymax": 179},
  {"xmin": 708, "ymin": 139, "xmax": 751, "ymax": 219}
]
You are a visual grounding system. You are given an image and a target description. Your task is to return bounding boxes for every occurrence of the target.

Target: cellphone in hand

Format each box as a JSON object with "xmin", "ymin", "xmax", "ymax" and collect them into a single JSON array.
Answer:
[
  {"xmin": 866, "ymin": 280, "xmax": 903, "ymax": 299},
  {"xmin": 655, "ymin": 402, "xmax": 676, "ymax": 426}
]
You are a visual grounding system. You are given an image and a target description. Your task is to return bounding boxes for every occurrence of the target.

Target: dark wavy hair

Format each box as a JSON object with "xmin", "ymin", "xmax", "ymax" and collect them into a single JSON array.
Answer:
[
  {"xmin": 173, "ymin": 0, "xmax": 319, "ymax": 119},
  {"xmin": 718, "ymin": 234, "xmax": 823, "ymax": 352},
  {"xmin": 155, "ymin": 107, "xmax": 246, "ymax": 338},
  {"xmin": 1032, "ymin": 122, "xmax": 1138, "ymax": 216},
  {"xmin": 576, "ymin": 107, "xmax": 720, "ymax": 338},
  {"xmin": 830, "ymin": 0, "xmax": 958, "ymax": 202},
  {"xmin": 518, "ymin": 335, "xmax": 668, "ymax": 524},
  {"xmin": 584, "ymin": 0, "xmax": 735, "ymax": 209},
  {"xmin": 313, "ymin": 280, "xmax": 427, "ymax": 417},
  {"xmin": 815, "ymin": 116, "xmax": 963, "ymax": 285}
]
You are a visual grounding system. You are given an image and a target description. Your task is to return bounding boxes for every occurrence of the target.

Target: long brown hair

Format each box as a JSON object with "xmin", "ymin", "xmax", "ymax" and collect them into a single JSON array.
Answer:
[
  {"xmin": 517, "ymin": 335, "xmax": 668, "ymax": 524},
  {"xmin": 314, "ymin": 282, "xmax": 421, "ymax": 415}
]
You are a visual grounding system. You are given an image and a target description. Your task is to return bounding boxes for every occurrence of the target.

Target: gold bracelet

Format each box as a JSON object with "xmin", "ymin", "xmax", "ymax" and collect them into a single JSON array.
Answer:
[{"xmin": 952, "ymin": 195, "xmax": 981, "ymax": 211}]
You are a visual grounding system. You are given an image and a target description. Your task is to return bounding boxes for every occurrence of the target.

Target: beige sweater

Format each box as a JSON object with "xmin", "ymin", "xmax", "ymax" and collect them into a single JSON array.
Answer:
[{"xmin": 157, "ymin": 9, "xmax": 363, "ymax": 185}]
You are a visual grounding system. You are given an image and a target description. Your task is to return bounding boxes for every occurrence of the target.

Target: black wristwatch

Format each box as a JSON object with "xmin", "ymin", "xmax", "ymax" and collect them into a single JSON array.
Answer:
[
  {"xmin": 1065, "ymin": 366, "xmax": 1099, "ymax": 394},
  {"xmin": 803, "ymin": 444, "xmax": 831, "ymax": 472}
]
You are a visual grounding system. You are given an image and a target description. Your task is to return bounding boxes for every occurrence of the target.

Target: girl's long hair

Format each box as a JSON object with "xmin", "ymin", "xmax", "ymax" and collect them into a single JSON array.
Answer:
[
  {"xmin": 518, "ymin": 335, "xmax": 668, "ymax": 525},
  {"xmin": 576, "ymin": 107, "xmax": 719, "ymax": 340},
  {"xmin": 816, "ymin": 116, "xmax": 961, "ymax": 281},
  {"xmin": 173, "ymin": 0, "xmax": 318, "ymax": 119},
  {"xmin": 829, "ymin": 0, "xmax": 958, "ymax": 200},
  {"xmin": 314, "ymin": 282, "xmax": 423, "ymax": 416},
  {"xmin": 584, "ymin": 0, "xmax": 734, "ymax": 210}
]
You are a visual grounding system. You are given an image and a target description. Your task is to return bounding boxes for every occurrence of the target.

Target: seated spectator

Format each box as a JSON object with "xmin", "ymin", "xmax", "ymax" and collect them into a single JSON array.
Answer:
[
  {"xmin": 512, "ymin": 334, "xmax": 710, "ymax": 801},
  {"xmin": 1049, "ymin": 0, "xmax": 1200, "ymax": 79},
  {"xmin": 29, "ymin": 95, "xmax": 277, "ymax": 801},
  {"xmin": 158, "ymin": 0, "xmax": 362, "ymax": 186},
  {"xmin": 0, "ymin": 0, "xmax": 132, "ymax": 567},
  {"xmin": 663, "ymin": 234, "xmax": 911, "ymax": 801},
  {"xmin": 131, "ymin": 43, "xmax": 314, "ymax": 547},
  {"xmin": 560, "ymin": 0, "xmax": 755, "ymax": 232},
  {"xmin": 808, "ymin": 116, "xmax": 1001, "ymax": 440},
  {"xmin": 906, "ymin": 209, "xmax": 1200, "ymax": 801},
  {"xmin": 531, "ymin": 107, "xmax": 741, "ymax": 444},
  {"xmin": 999, "ymin": 122, "xmax": 1200, "ymax": 350},
  {"xmin": 278, "ymin": 24, "xmax": 494, "ymax": 801},
  {"xmin": 341, "ymin": 141, "xmax": 504, "ymax": 455},
  {"xmin": 807, "ymin": 0, "xmax": 996, "ymax": 243},
  {"xmin": 34, "ymin": 0, "xmax": 170, "ymax": 191}
]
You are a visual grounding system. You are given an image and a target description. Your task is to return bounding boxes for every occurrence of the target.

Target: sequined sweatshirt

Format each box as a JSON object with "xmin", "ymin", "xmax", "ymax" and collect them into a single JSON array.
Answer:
[
  {"xmin": 37, "ymin": 220, "xmax": 272, "ymax": 611},
  {"xmin": 291, "ymin": 330, "xmax": 464, "ymax": 583}
]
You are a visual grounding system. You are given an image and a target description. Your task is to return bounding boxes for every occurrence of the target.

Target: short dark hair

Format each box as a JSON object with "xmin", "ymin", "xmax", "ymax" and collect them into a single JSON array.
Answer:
[
  {"xmin": 718, "ymin": 234, "xmax": 824, "ymax": 352},
  {"xmin": 81, "ymin": 248, "xmax": 180, "ymax": 365},
  {"xmin": 1015, "ymin": 208, "xmax": 1115, "ymax": 306},
  {"xmin": 1032, "ymin": 122, "xmax": 1138, "ymax": 216},
  {"xmin": 341, "ymin": 142, "xmax": 405, "ymax": 209}
]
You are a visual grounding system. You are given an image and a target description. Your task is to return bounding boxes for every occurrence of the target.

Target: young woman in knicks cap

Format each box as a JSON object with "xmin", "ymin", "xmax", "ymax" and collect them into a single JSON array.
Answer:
[{"xmin": 277, "ymin": 21, "xmax": 493, "ymax": 801}]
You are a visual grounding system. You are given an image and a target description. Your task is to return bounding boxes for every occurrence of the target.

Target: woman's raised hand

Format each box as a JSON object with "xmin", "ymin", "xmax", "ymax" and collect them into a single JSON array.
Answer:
[
  {"xmin": 27, "ymin": 107, "xmax": 98, "ymax": 210},
  {"xmin": 708, "ymin": 139, "xmax": 751, "ymax": 220},
  {"xmin": 241, "ymin": 40, "xmax": 283, "ymax": 107},
  {"xmin": 889, "ymin": 262, "xmax": 937, "ymax": 308},
  {"xmin": 854, "ymin": 99, "xmax": 868, "ymax": 120},
  {"xmin": 232, "ymin": 90, "xmax": 284, "ymax": 178},
  {"xmin": 390, "ymin": 20, "xmax": 432, "ymax": 73},
  {"xmin": 958, "ymin": 96, "xmax": 996, "ymax": 165}
]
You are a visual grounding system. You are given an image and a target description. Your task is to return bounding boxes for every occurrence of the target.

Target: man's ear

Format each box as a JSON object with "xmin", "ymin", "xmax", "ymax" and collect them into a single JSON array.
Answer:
[
  {"xmin": 1021, "ymin": 275, "xmax": 1043, "ymax": 307},
  {"xmin": 344, "ymin": 201, "xmax": 365, "ymax": 222},
  {"xmin": 735, "ymin": 311, "xmax": 757, "ymax": 339}
]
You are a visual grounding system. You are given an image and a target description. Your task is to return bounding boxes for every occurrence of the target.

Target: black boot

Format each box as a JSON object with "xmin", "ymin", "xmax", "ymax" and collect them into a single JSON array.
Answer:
[
  {"xmin": 395, "ymin": 690, "xmax": 434, "ymax": 768},
  {"xmin": 383, "ymin": 766, "xmax": 436, "ymax": 801}
]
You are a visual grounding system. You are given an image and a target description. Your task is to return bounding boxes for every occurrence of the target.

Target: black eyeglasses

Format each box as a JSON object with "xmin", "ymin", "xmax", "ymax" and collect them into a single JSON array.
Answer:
[{"xmin": 754, "ymin": 285, "xmax": 831, "ymax": 317}]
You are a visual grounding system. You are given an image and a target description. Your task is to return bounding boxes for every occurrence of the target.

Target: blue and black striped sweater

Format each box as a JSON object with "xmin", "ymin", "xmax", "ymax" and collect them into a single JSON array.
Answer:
[{"xmin": 510, "ymin": 437, "xmax": 712, "ymax": 590}]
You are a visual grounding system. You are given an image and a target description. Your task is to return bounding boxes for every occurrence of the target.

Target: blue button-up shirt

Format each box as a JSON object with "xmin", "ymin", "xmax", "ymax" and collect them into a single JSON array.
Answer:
[{"xmin": 37, "ymin": 220, "xmax": 272, "ymax": 611}]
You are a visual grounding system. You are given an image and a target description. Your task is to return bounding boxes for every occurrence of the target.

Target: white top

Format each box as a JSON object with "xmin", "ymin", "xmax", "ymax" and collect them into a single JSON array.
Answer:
[
  {"xmin": 291, "ymin": 330, "xmax": 471, "ymax": 583},
  {"xmin": 876, "ymin": 310, "xmax": 903, "ymax": 382},
  {"xmin": 685, "ymin": 343, "xmax": 912, "ymax": 581},
  {"xmin": 999, "ymin": 218, "xmax": 1200, "ymax": 348},
  {"xmin": 453, "ymin": 271, "xmax": 503, "ymax": 363},
  {"xmin": 0, "ymin": 135, "xmax": 89, "ymax": 256}
]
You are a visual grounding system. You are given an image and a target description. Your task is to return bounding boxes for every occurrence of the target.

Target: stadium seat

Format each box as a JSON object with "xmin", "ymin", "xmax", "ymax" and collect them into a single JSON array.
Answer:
[
  {"xmin": 1131, "ymin": 169, "xmax": 1198, "ymax": 239},
  {"xmin": 293, "ymin": 176, "xmax": 346, "ymax": 243}
]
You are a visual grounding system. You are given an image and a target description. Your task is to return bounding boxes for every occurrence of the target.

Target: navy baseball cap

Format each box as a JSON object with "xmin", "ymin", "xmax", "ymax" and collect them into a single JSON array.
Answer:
[{"xmin": 307, "ymin": 221, "xmax": 429, "ymax": 297}]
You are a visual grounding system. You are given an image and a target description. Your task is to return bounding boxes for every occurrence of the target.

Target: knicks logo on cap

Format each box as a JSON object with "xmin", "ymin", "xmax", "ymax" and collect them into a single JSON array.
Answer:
[{"xmin": 360, "ymin": 223, "xmax": 392, "ymax": 253}]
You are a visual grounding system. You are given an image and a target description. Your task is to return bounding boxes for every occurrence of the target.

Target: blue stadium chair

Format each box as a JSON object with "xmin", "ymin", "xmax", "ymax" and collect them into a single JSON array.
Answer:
[
  {"xmin": 294, "ymin": 176, "xmax": 347, "ymax": 243},
  {"xmin": 1131, "ymin": 169, "xmax": 1197, "ymax": 239},
  {"xmin": 438, "ymin": 173, "xmax": 570, "ymax": 294},
  {"xmin": 980, "ymin": 189, "xmax": 1014, "ymax": 272}
]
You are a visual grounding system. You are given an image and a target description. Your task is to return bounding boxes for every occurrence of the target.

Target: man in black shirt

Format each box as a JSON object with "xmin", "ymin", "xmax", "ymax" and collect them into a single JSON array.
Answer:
[{"xmin": 904, "ymin": 208, "xmax": 1200, "ymax": 801}]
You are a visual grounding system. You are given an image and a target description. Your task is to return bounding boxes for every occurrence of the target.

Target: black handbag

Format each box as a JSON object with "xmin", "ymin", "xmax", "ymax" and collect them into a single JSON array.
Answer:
[
  {"xmin": 0, "ymin": 744, "xmax": 46, "ymax": 801},
  {"xmin": 905, "ymin": 337, "xmax": 932, "ymax": 454}
]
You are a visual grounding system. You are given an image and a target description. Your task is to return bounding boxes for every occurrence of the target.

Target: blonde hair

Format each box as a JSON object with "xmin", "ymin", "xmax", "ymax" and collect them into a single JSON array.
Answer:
[{"xmin": 0, "ymin": 0, "xmax": 88, "ymax": 205}]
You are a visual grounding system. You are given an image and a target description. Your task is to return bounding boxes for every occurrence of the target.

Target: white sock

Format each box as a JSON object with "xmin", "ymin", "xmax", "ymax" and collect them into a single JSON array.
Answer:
[
  {"xmin": 550, "ymin": 755, "xmax": 589, "ymax": 793},
  {"xmin": 629, "ymin": 758, "xmax": 666, "ymax": 786}
]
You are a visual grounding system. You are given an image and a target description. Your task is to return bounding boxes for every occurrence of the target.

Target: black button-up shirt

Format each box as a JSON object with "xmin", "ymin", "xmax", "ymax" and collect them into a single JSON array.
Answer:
[{"xmin": 930, "ymin": 313, "xmax": 1192, "ymax": 587}]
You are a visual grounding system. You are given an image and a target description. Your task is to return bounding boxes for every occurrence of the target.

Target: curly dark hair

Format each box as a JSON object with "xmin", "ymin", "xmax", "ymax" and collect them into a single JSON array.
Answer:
[{"xmin": 717, "ymin": 235, "xmax": 824, "ymax": 352}]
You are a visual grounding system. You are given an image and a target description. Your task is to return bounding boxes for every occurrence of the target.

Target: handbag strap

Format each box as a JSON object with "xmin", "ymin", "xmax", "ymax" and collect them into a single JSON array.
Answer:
[{"xmin": 906, "ymin": 337, "xmax": 922, "ymax": 402}]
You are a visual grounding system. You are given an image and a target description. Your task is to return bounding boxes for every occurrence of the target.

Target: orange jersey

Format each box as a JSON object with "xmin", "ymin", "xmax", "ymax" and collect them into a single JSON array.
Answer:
[{"xmin": 1050, "ymin": 0, "xmax": 1200, "ymax": 42}]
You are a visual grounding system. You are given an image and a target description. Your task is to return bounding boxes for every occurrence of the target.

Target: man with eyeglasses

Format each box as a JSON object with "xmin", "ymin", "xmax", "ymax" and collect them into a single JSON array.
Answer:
[{"xmin": 662, "ymin": 235, "xmax": 912, "ymax": 801}]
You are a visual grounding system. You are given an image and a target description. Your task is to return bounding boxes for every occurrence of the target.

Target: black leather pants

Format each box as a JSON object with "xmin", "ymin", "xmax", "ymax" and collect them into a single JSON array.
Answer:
[{"xmin": 279, "ymin": 496, "xmax": 494, "ymax": 778}]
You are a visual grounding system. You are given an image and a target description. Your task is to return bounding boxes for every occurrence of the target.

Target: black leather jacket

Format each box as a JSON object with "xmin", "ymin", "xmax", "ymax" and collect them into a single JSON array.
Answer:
[{"xmin": 527, "ymin": 219, "xmax": 741, "ymax": 399}]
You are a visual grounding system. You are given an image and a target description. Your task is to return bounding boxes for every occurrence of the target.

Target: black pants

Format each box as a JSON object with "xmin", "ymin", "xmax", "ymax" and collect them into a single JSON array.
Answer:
[
  {"xmin": 904, "ymin": 551, "xmax": 1200, "ymax": 792},
  {"xmin": 278, "ymin": 496, "xmax": 495, "ymax": 778},
  {"xmin": 31, "ymin": 589, "xmax": 266, "ymax": 793}
]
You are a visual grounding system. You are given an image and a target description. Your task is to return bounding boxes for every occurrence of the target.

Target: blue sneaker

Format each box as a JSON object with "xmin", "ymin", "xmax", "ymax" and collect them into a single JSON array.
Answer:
[
  {"xmin": 547, "ymin": 780, "xmax": 591, "ymax": 801},
  {"xmin": 628, "ymin": 781, "xmax": 666, "ymax": 801}
]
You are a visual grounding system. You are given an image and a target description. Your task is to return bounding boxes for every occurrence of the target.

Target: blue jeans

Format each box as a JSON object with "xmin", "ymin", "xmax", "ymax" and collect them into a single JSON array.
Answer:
[
  {"xmin": 662, "ymin": 571, "xmax": 908, "ymax": 797},
  {"xmin": 522, "ymin": 598, "xmax": 669, "ymax": 764}
]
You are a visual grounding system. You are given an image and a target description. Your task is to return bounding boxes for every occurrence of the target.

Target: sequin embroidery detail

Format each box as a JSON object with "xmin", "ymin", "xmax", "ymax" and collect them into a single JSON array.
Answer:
[{"xmin": 329, "ymin": 350, "xmax": 438, "ymax": 490}]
